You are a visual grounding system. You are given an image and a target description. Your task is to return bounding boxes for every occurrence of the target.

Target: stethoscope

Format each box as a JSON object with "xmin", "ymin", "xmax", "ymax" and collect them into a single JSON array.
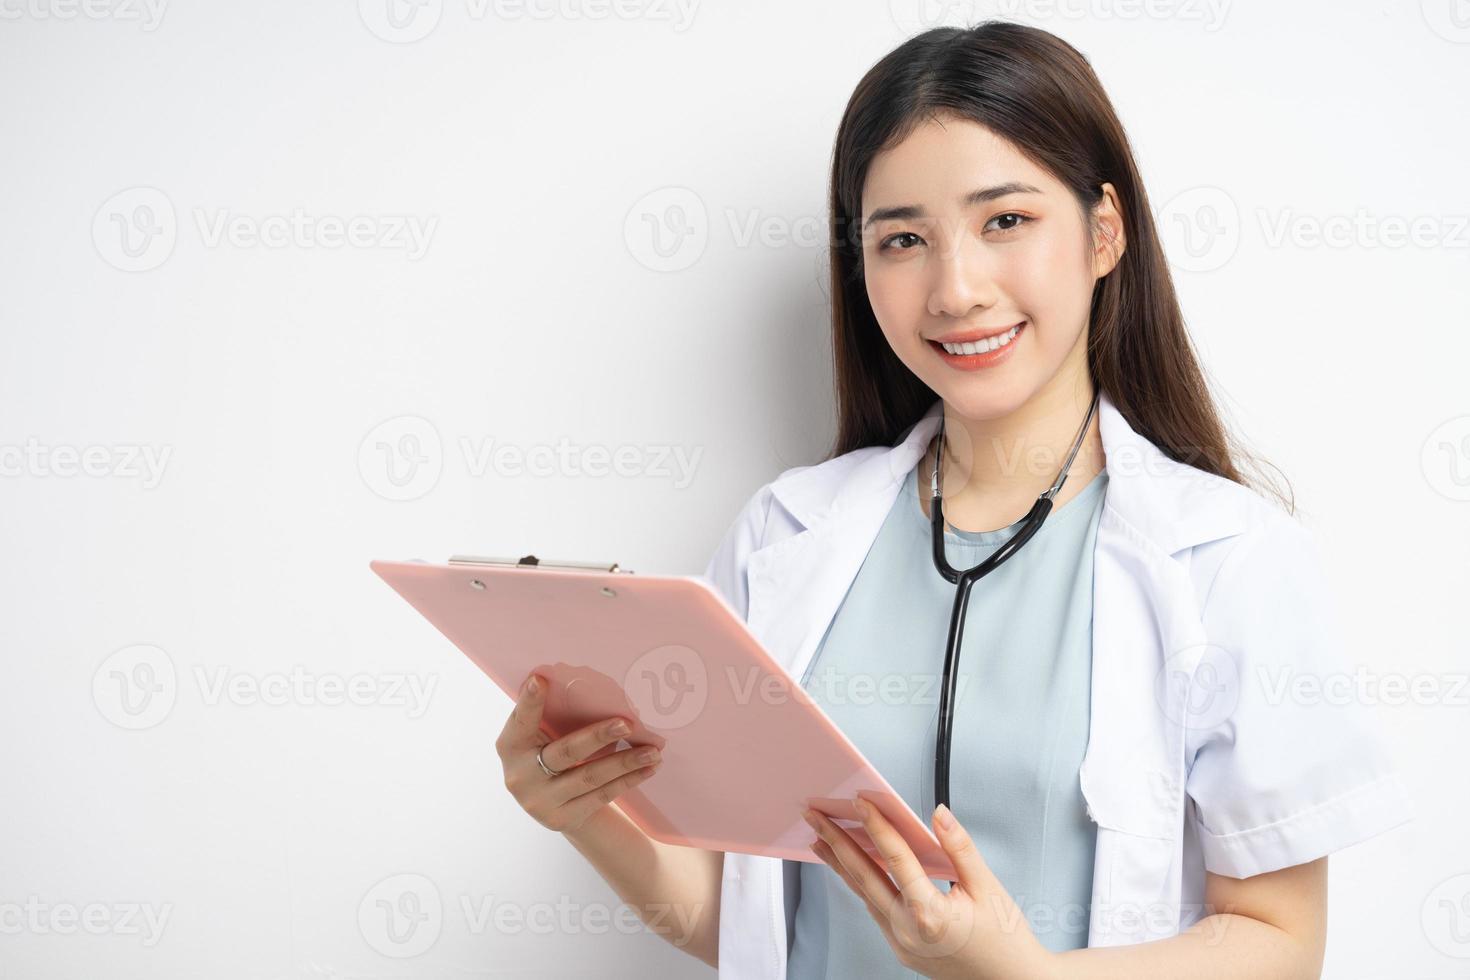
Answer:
[{"xmin": 928, "ymin": 391, "xmax": 1101, "ymax": 812}]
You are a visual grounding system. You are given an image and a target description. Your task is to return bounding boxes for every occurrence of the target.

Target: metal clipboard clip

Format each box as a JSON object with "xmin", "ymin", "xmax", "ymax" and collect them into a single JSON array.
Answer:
[{"xmin": 446, "ymin": 554, "xmax": 633, "ymax": 575}]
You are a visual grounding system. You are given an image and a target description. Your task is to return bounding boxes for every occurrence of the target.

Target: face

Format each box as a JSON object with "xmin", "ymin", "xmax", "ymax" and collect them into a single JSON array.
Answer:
[{"xmin": 859, "ymin": 113, "xmax": 1125, "ymax": 422}]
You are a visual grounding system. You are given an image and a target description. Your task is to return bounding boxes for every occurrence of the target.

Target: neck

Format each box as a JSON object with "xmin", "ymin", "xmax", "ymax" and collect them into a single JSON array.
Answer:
[{"xmin": 920, "ymin": 378, "xmax": 1106, "ymax": 533}]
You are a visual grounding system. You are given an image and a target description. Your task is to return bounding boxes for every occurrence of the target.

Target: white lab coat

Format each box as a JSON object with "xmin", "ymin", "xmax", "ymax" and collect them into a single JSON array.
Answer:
[{"xmin": 700, "ymin": 391, "xmax": 1413, "ymax": 980}]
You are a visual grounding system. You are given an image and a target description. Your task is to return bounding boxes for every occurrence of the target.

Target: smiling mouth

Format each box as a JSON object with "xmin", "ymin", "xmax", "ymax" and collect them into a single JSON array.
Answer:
[{"xmin": 927, "ymin": 321, "xmax": 1025, "ymax": 356}]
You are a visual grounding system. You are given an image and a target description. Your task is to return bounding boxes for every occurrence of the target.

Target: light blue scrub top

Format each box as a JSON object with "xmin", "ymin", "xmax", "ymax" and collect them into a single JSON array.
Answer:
[{"xmin": 783, "ymin": 461, "xmax": 1108, "ymax": 977}]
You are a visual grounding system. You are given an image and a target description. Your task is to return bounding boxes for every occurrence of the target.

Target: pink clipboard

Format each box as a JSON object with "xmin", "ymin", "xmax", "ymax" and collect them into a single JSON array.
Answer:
[{"xmin": 370, "ymin": 554, "xmax": 958, "ymax": 882}]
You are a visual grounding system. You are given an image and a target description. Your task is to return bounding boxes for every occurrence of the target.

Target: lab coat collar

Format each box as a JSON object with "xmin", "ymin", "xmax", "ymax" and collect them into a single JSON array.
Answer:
[{"xmin": 766, "ymin": 390, "xmax": 1253, "ymax": 557}]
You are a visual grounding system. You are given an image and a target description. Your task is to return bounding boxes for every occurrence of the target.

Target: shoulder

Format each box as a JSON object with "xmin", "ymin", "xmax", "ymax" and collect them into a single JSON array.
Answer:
[
  {"xmin": 1138, "ymin": 452, "xmax": 1315, "ymax": 610},
  {"xmin": 1166, "ymin": 466, "xmax": 1341, "ymax": 678},
  {"xmin": 697, "ymin": 461, "xmax": 814, "ymax": 619},
  {"xmin": 698, "ymin": 446, "xmax": 882, "ymax": 618}
]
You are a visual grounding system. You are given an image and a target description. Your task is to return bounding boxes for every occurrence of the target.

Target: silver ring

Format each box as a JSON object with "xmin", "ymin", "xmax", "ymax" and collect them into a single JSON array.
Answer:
[{"xmin": 535, "ymin": 746, "xmax": 565, "ymax": 778}]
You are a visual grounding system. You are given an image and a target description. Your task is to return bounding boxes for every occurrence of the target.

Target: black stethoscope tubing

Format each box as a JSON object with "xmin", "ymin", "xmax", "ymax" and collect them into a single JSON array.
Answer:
[{"xmin": 928, "ymin": 391, "xmax": 1101, "ymax": 812}]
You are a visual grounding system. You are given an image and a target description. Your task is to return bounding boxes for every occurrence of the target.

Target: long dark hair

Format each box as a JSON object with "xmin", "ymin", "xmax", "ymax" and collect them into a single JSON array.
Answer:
[{"xmin": 824, "ymin": 21, "xmax": 1291, "ymax": 512}]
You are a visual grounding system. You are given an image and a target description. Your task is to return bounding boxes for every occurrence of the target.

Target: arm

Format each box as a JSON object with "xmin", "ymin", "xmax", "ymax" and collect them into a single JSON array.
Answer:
[
  {"xmin": 1043, "ymin": 517, "xmax": 1407, "ymax": 979},
  {"xmin": 561, "ymin": 806, "xmax": 724, "ymax": 968},
  {"xmin": 1045, "ymin": 858, "xmax": 1327, "ymax": 980}
]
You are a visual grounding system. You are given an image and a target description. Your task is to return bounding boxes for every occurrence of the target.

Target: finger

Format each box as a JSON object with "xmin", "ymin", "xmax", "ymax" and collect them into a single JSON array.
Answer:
[
  {"xmin": 805, "ymin": 808, "xmax": 898, "ymax": 913},
  {"xmin": 538, "ymin": 715, "xmax": 636, "ymax": 775},
  {"xmin": 811, "ymin": 839, "xmax": 889, "ymax": 924},
  {"xmin": 556, "ymin": 756, "xmax": 662, "ymax": 828},
  {"xmin": 497, "ymin": 673, "xmax": 551, "ymax": 752},
  {"xmin": 932, "ymin": 803, "xmax": 993, "ymax": 896},
  {"xmin": 856, "ymin": 797, "xmax": 941, "ymax": 906},
  {"xmin": 810, "ymin": 840, "xmax": 909, "ymax": 960},
  {"xmin": 543, "ymin": 742, "xmax": 662, "ymax": 808}
]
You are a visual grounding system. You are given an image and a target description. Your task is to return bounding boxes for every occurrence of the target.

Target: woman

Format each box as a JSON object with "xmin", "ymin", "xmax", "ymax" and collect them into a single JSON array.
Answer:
[{"xmin": 496, "ymin": 21, "xmax": 1413, "ymax": 979}]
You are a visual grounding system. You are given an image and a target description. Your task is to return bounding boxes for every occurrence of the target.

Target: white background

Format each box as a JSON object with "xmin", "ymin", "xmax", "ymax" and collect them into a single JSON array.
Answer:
[{"xmin": 1, "ymin": 0, "xmax": 1467, "ymax": 977}]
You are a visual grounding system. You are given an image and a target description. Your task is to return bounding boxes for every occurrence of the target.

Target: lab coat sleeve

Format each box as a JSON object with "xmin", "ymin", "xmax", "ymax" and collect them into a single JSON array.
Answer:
[
  {"xmin": 1184, "ymin": 515, "xmax": 1415, "ymax": 879},
  {"xmin": 699, "ymin": 481, "xmax": 777, "ymax": 623}
]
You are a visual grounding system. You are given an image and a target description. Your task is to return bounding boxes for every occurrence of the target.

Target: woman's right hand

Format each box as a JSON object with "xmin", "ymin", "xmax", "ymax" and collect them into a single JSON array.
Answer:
[{"xmin": 495, "ymin": 673, "xmax": 664, "ymax": 836}]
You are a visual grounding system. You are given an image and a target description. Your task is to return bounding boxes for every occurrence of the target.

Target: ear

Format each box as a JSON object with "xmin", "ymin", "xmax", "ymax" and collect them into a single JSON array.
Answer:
[{"xmin": 1091, "ymin": 181, "xmax": 1127, "ymax": 278}]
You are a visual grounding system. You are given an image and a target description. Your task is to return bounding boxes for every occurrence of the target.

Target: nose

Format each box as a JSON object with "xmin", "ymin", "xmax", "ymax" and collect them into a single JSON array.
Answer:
[{"xmin": 926, "ymin": 234, "xmax": 999, "ymax": 320}]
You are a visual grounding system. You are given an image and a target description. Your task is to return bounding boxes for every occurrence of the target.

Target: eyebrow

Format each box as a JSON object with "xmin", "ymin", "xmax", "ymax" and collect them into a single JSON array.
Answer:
[{"xmin": 862, "ymin": 182, "xmax": 1044, "ymax": 230}]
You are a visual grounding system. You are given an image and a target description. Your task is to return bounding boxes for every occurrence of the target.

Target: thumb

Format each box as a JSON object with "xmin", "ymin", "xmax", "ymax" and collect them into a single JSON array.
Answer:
[{"xmin": 933, "ymin": 803, "xmax": 992, "ymax": 894}]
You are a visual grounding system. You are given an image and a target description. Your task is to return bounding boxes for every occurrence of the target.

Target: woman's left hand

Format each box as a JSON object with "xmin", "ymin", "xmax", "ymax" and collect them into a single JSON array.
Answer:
[{"xmin": 803, "ymin": 798, "xmax": 1056, "ymax": 980}]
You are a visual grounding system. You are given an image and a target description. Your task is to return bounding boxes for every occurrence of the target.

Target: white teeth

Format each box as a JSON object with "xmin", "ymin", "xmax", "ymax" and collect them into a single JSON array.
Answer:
[{"xmin": 940, "ymin": 324, "xmax": 1020, "ymax": 355}]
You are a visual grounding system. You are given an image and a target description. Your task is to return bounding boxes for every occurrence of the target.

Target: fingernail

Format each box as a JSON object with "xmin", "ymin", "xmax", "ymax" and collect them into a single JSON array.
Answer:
[
  {"xmin": 609, "ymin": 720, "xmax": 631, "ymax": 736},
  {"xmin": 855, "ymin": 799, "xmax": 873, "ymax": 821},
  {"xmin": 803, "ymin": 809, "xmax": 819, "ymax": 829},
  {"xmin": 524, "ymin": 675, "xmax": 539, "ymax": 695},
  {"xmin": 935, "ymin": 803, "xmax": 956, "ymax": 831}
]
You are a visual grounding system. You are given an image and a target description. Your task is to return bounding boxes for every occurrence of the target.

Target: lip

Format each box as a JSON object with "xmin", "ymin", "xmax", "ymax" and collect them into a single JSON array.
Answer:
[
  {"xmin": 928, "ymin": 321, "xmax": 1025, "ymax": 345},
  {"xmin": 927, "ymin": 321, "xmax": 1025, "ymax": 371}
]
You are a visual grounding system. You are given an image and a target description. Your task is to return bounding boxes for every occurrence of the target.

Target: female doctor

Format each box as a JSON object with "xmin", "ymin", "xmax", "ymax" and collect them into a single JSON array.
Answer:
[{"xmin": 496, "ymin": 21, "xmax": 1413, "ymax": 980}]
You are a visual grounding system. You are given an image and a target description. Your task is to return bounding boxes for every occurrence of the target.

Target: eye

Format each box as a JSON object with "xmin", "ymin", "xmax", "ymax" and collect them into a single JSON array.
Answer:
[
  {"xmin": 984, "ymin": 212, "xmax": 1031, "ymax": 234},
  {"xmin": 878, "ymin": 231, "xmax": 924, "ymax": 253}
]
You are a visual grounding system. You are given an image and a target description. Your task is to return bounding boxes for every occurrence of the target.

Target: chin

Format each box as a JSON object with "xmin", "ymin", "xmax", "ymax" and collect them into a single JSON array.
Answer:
[{"xmin": 931, "ymin": 379, "xmax": 1033, "ymax": 421}]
